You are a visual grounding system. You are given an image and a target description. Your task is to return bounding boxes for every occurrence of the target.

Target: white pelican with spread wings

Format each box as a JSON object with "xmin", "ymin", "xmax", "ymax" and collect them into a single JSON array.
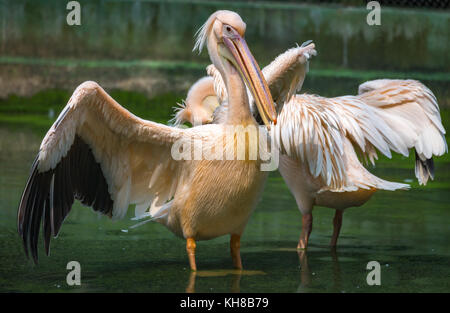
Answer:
[{"xmin": 17, "ymin": 10, "xmax": 278, "ymax": 271}]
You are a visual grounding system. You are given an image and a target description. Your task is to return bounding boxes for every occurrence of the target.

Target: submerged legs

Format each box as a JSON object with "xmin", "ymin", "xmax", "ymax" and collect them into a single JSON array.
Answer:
[
  {"xmin": 296, "ymin": 209, "xmax": 344, "ymax": 249},
  {"xmin": 186, "ymin": 237, "xmax": 197, "ymax": 271},
  {"xmin": 230, "ymin": 234, "xmax": 243, "ymax": 270},
  {"xmin": 297, "ymin": 213, "xmax": 313, "ymax": 250},
  {"xmin": 186, "ymin": 235, "xmax": 243, "ymax": 271},
  {"xmin": 330, "ymin": 210, "xmax": 343, "ymax": 247}
]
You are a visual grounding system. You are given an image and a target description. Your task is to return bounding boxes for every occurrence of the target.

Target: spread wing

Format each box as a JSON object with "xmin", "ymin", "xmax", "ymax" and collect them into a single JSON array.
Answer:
[
  {"xmin": 273, "ymin": 95, "xmax": 347, "ymax": 189},
  {"xmin": 18, "ymin": 81, "xmax": 191, "ymax": 262},
  {"xmin": 273, "ymin": 93, "xmax": 421, "ymax": 189},
  {"xmin": 357, "ymin": 79, "xmax": 447, "ymax": 184},
  {"xmin": 325, "ymin": 95, "xmax": 407, "ymax": 164},
  {"xmin": 274, "ymin": 83, "xmax": 447, "ymax": 189},
  {"xmin": 262, "ymin": 41, "xmax": 316, "ymax": 109}
]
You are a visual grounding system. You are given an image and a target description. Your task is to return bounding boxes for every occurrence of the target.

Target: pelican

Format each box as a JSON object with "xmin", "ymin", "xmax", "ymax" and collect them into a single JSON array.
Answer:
[
  {"xmin": 172, "ymin": 43, "xmax": 448, "ymax": 249},
  {"xmin": 17, "ymin": 10, "xmax": 277, "ymax": 271}
]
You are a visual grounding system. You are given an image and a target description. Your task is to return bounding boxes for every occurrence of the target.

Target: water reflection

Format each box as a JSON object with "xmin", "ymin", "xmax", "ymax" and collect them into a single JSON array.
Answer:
[
  {"xmin": 297, "ymin": 250, "xmax": 311, "ymax": 289},
  {"xmin": 184, "ymin": 249, "xmax": 347, "ymax": 293},
  {"xmin": 186, "ymin": 269, "xmax": 265, "ymax": 293},
  {"xmin": 296, "ymin": 248, "xmax": 342, "ymax": 292},
  {"xmin": 330, "ymin": 249, "xmax": 342, "ymax": 291}
]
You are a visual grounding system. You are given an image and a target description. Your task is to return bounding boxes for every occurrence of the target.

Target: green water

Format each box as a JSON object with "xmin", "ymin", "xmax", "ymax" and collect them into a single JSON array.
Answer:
[
  {"xmin": 1, "ymin": 0, "xmax": 449, "ymax": 295},
  {"xmin": 0, "ymin": 105, "xmax": 449, "ymax": 292}
]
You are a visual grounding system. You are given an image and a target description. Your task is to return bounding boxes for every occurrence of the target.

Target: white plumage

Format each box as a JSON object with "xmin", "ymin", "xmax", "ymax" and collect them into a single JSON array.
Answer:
[
  {"xmin": 17, "ymin": 11, "xmax": 278, "ymax": 271},
  {"xmin": 173, "ymin": 42, "xmax": 447, "ymax": 248}
]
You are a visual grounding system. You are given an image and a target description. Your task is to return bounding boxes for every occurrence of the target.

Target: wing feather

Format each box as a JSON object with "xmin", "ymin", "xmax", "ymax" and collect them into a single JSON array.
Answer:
[
  {"xmin": 358, "ymin": 79, "xmax": 447, "ymax": 184},
  {"xmin": 273, "ymin": 95, "xmax": 347, "ymax": 190},
  {"xmin": 18, "ymin": 81, "xmax": 191, "ymax": 262},
  {"xmin": 262, "ymin": 42, "xmax": 317, "ymax": 109}
]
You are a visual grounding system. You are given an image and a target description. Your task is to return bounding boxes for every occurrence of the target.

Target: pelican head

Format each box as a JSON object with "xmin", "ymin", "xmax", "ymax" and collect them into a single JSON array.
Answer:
[{"xmin": 194, "ymin": 10, "xmax": 277, "ymax": 128}]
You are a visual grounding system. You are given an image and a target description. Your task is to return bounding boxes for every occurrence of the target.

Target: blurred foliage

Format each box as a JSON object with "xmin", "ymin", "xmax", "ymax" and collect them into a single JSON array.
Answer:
[
  {"xmin": 213, "ymin": 0, "xmax": 449, "ymax": 9},
  {"xmin": 1, "ymin": 0, "xmax": 449, "ymax": 72}
]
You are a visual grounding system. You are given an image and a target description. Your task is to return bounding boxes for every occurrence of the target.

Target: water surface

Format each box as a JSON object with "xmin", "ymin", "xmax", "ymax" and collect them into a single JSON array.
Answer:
[{"xmin": 0, "ymin": 124, "xmax": 448, "ymax": 293}]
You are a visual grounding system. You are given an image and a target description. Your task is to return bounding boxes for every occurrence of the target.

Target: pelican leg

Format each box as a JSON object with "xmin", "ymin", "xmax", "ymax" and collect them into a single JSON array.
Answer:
[
  {"xmin": 330, "ymin": 210, "xmax": 343, "ymax": 247},
  {"xmin": 186, "ymin": 237, "xmax": 197, "ymax": 271},
  {"xmin": 230, "ymin": 234, "xmax": 243, "ymax": 270},
  {"xmin": 297, "ymin": 213, "xmax": 313, "ymax": 250}
]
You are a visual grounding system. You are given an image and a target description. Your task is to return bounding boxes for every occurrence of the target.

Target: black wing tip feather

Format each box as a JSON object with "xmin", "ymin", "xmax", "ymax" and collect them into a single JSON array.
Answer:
[
  {"xmin": 17, "ymin": 135, "xmax": 114, "ymax": 264},
  {"xmin": 415, "ymin": 151, "xmax": 435, "ymax": 185}
]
